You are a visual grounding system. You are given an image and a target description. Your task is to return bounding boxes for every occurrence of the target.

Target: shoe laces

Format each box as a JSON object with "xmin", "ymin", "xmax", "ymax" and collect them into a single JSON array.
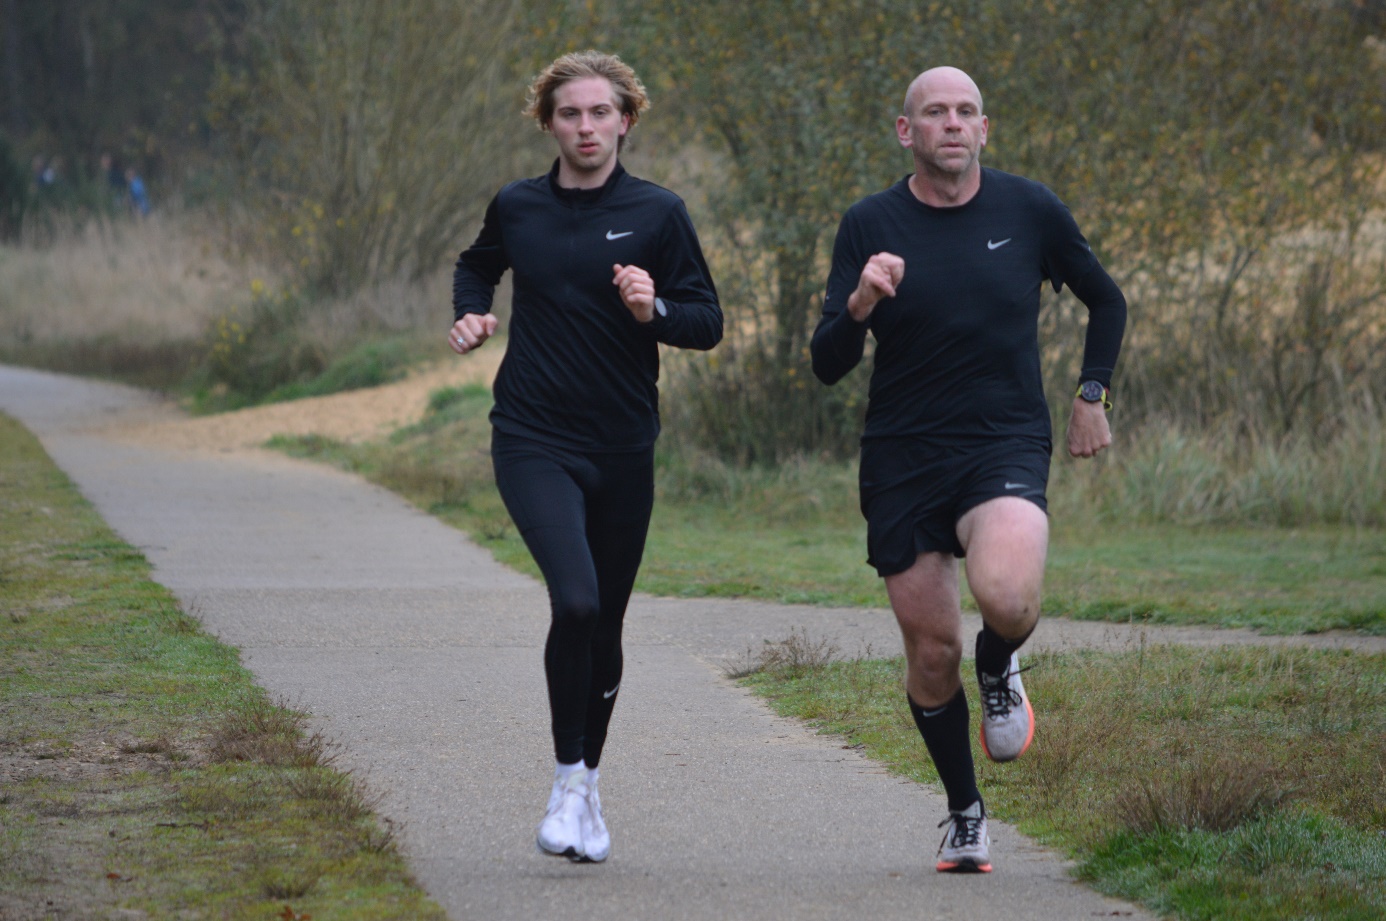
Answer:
[
  {"xmin": 938, "ymin": 809, "xmax": 985, "ymax": 852},
  {"xmin": 979, "ymin": 662, "xmax": 1032, "ymax": 719}
]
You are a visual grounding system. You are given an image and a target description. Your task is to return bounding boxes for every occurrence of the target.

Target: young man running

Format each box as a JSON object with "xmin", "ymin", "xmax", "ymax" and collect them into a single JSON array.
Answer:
[
  {"xmin": 811, "ymin": 66, "xmax": 1126, "ymax": 873},
  {"xmin": 449, "ymin": 51, "xmax": 722, "ymax": 863}
]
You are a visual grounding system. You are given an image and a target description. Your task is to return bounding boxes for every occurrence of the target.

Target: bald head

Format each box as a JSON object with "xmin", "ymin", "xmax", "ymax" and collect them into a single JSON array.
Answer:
[{"xmin": 903, "ymin": 66, "xmax": 984, "ymax": 117}]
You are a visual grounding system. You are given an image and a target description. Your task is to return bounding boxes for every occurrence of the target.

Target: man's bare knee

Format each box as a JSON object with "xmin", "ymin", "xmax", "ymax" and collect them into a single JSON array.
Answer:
[
  {"xmin": 906, "ymin": 632, "xmax": 962, "ymax": 674},
  {"xmin": 958, "ymin": 497, "xmax": 1046, "ymax": 636},
  {"xmin": 968, "ymin": 578, "xmax": 1041, "ymax": 634},
  {"xmin": 905, "ymin": 645, "xmax": 964, "ymax": 708}
]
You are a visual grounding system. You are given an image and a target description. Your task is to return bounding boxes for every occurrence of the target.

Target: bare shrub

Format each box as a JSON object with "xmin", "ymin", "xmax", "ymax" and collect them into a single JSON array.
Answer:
[
  {"xmin": 212, "ymin": 0, "xmax": 539, "ymax": 296},
  {"xmin": 1112, "ymin": 750, "xmax": 1291, "ymax": 834},
  {"xmin": 725, "ymin": 627, "xmax": 840, "ymax": 679}
]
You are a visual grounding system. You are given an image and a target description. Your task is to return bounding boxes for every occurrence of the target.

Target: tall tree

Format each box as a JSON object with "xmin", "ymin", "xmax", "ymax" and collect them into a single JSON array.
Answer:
[
  {"xmin": 611, "ymin": 0, "xmax": 1386, "ymax": 455},
  {"xmin": 211, "ymin": 0, "xmax": 541, "ymax": 295},
  {"xmin": 0, "ymin": 0, "xmax": 230, "ymax": 177},
  {"xmin": 3, "ymin": 0, "xmax": 21, "ymax": 138}
]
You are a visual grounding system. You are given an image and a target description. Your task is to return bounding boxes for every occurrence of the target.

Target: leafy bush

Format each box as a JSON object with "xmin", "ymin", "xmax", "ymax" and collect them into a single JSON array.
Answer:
[
  {"xmin": 263, "ymin": 337, "xmax": 415, "ymax": 404},
  {"xmin": 192, "ymin": 283, "xmax": 326, "ymax": 411}
]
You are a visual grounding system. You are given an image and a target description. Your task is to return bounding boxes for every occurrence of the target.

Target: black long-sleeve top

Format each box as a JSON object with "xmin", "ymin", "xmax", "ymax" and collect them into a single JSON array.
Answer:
[
  {"xmin": 454, "ymin": 161, "xmax": 722, "ymax": 452},
  {"xmin": 811, "ymin": 168, "xmax": 1126, "ymax": 445}
]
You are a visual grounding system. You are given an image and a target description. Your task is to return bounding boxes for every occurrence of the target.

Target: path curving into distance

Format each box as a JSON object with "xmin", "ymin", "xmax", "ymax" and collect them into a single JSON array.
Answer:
[{"xmin": 8, "ymin": 364, "xmax": 1376, "ymax": 919}]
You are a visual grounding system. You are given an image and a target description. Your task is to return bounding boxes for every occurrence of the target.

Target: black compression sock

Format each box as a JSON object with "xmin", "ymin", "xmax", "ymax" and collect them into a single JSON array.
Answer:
[
  {"xmin": 975, "ymin": 622, "xmax": 1034, "ymax": 677},
  {"xmin": 908, "ymin": 688, "xmax": 981, "ymax": 813}
]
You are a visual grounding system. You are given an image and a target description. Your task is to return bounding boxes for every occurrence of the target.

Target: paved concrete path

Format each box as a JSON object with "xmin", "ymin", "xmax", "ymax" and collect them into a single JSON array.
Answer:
[{"xmin": 6, "ymin": 365, "xmax": 1375, "ymax": 920}]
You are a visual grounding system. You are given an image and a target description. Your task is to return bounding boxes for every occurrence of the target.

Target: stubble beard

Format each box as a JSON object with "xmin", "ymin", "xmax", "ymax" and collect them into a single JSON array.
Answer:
[{"xmin": 915, "ymin": 144, "xmax": 982, "ymax": 191}]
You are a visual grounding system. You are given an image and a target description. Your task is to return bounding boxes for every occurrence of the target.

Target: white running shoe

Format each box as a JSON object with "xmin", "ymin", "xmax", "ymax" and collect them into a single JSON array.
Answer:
[
  {"xmin": 978, "ymin": 652, "xmax": 1034, "ymax": 762},
  {"xmin": 935, "ymin": 801, "xmax": 992, "ymax": 873},
  {"xmin": 579, "ymin": 768, "xmax": 610, "ymax": 862},
  {"xmin": 536, "ymin": 767, "xmax": 590, "ymax": 860}
]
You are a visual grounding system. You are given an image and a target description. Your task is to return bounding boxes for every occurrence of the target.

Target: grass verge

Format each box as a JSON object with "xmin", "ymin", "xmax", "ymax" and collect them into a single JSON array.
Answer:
[
  {"xmin": 0, "ymin": 412, "xmax": 445, "ymax": 920},
  {"xmin": 738, "ymin": 635, "xmax": 1386, "ymax": 920},
  {"xmin": 266, "ymin": 385, "xmax": 1386, "ymax": 635}
]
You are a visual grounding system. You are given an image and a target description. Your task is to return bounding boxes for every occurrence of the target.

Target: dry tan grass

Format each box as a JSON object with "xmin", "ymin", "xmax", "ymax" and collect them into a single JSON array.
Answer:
[{"xmin": 0, "ymin": 212, "xmax": 274, "ymax": 343}]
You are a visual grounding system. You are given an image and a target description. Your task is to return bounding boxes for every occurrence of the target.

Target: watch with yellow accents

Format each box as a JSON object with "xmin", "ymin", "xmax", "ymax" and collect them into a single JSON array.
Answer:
[{"xmin": 1076, "ymin": 380, "xmax": 1112, "ymax": 411}]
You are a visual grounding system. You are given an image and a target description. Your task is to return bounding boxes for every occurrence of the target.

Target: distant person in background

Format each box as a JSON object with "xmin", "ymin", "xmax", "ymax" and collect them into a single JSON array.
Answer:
[
  {"xmin": 32, "ymin": 155, "xmax": 60, "ymax": 202},
  {"xmin": 811, "ymin": 66, "xmax": 1126, "ymax": 874},
  {"xmin": 125, "ymin": 167, "xmax": 149, "ymax": 217},
  {"xmin": 449, "ymin": 50, "xmax": 722, "ymax": 863},
  {"xmin": 101, "ymin": 153, "xmax": 127, "ymax": 208}
]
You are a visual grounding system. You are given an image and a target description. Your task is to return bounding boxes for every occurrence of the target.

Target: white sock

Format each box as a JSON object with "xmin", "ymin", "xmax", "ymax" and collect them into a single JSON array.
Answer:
[{"xmin": 555, "ymin": 760, "xmax": 585, "ymax": 781}]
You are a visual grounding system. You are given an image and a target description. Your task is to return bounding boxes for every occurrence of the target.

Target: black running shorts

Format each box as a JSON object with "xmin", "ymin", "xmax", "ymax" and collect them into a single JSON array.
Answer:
[{"xmin": 859, "ymin": 436, "xmax": 1051, "ymax": 577}]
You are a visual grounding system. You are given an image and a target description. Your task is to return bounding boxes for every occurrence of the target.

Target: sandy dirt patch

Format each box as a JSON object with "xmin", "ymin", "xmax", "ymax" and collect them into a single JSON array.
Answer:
[{"xmin": 111, "ymin": 348, "xmax": 502, "ymax": 453}]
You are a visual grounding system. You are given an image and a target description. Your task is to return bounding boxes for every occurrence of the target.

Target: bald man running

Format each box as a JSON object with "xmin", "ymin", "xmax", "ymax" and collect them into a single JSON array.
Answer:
[{"xmin": 811, "ymin": 66, "xmax": 1126, "ymax": 873}]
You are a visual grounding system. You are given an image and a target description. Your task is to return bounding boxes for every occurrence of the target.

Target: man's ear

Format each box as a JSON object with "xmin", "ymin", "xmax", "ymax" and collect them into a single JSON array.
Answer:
[{"xmin": 895, "ymin": 115, "xmax": 912, "ymax": 149}]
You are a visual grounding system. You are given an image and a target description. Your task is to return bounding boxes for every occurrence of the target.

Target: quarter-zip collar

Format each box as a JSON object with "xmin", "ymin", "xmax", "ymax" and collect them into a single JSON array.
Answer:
[{"xmin": 549, "ymin": 158, "xmax": 626, "ymax": 207}]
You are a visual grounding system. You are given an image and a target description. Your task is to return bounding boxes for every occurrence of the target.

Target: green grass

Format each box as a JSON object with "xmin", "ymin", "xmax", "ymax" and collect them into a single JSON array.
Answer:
[
  {"xmin": 260, "ymin": 336, "xmax": 419, "ymax": 404},
  {"xmin": 0, "ymin": 412, "xmax": 445, "ymax": 920},
  {"xmin": 740, "ymin": 640, "xmax": 1386, "ymax": 920},
  {"xmin": 1046, "ymin": 523, "xmax": 1386, "ymax": 634},
  {"xmin": 262, "ymin": 382, "xmax": 1386, "ymax": 917},
  {"xmin": 267, "ymin": 384, "xmax": 1386, "ymax": 636}
]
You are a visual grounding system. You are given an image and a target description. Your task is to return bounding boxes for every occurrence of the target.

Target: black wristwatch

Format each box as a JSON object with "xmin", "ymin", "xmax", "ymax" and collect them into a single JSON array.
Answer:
[{"xmin": 1076, "ymin": 380, "xmax": 1112, "ymax": 411}]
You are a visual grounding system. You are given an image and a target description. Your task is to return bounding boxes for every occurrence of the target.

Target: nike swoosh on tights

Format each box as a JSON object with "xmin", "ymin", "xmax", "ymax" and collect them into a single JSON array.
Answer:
[
  {"xmin": 1004, "ymin": 482, "xmax": 1029, "ymax": 490},
  {"xmin": 606, "ymin": 230, "xmax": 634, "ymax": 240},
  {"xmin": 603, "ymin": 684, "xmax": 620, "ymax": 699},
  {"xmin": 987, "ymin": 238, "xmax": 1012, "ymax": 250}
]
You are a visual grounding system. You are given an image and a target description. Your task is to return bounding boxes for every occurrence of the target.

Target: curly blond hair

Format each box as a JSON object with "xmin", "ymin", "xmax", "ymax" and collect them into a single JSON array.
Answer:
[{"xmin": 525, "ymin": 51, "xmax": 650, "ymax": 148}]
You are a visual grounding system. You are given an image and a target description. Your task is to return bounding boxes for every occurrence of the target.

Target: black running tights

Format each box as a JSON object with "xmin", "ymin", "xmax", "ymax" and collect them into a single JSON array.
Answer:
[{"xmin": 491, "ymin": 431, "xmax": 654, "ymax": 768}]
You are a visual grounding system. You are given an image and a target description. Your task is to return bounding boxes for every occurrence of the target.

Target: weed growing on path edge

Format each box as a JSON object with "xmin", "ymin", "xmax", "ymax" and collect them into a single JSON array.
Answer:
[
  {"xmin": 724, "ymin": 627, "xmax": 842, "ymax": 679},
  {"xmin": 741, "ymin": 632, "xmax": 1386, "ymax": 920},
  {"xmin": 0, "ymin": 412, "xmax": 445, "ymax": 920}
]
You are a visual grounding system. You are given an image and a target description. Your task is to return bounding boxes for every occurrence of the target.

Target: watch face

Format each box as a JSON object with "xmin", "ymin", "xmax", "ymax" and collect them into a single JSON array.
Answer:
[{"xmin": 1080, "ymin": 381, "xmax": 1105, "ymax": 402}]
